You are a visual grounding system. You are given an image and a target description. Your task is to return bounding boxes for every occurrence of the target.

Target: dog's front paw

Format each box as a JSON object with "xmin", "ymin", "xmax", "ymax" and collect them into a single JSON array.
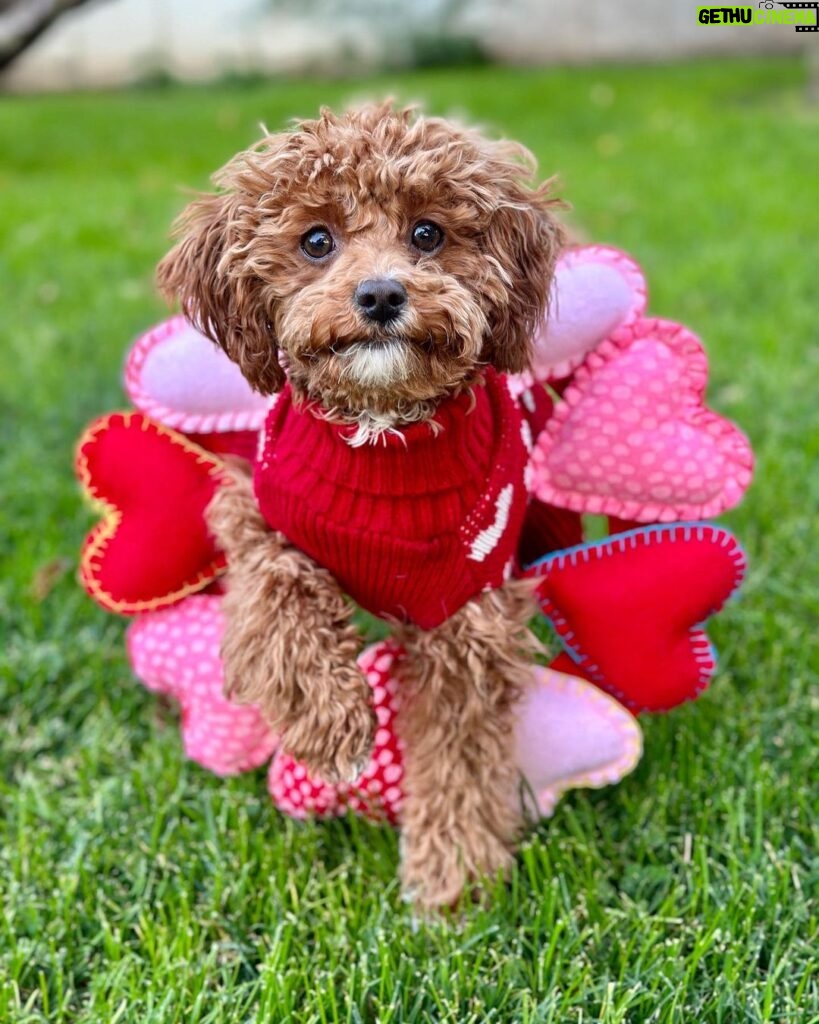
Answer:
[{"xmin": 280, "ymin": 661, "xmax": 376, "ymax": 785}]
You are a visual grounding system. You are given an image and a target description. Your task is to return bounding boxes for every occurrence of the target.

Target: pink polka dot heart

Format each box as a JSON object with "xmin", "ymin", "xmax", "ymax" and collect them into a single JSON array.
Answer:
[
  {"xmin": 528, "ymin": 318, "xmax": 754, "ymax": 523},
  {"xmin": 127, "ymin": 595, "xmax": 278, "ymax": 775},
  {"xmin": 268, "ymin": 640, "xmax": 406, "ymax": 824}
]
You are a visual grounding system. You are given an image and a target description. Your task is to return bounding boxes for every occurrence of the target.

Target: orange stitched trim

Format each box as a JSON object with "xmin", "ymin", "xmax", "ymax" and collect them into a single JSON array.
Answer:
[{"xmin": 75, "ymin": 411, "xmax": 229, "ymax": 615}]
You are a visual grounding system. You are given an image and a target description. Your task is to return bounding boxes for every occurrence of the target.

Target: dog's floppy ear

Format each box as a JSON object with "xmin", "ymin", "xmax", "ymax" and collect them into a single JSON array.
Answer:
[
  {"xmin": 479, "ymin": 141, "xmax": 565, "ymax": 375},
  {"xmin": 157, "ymin": 189, "xmax": 285, "ymax": 395}
]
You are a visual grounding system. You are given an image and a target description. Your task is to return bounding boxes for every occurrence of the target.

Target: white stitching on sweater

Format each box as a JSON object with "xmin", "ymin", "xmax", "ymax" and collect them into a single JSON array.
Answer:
[{"xmin": 468, "ymin": 484, "xmax": 514, "ymax": 562}]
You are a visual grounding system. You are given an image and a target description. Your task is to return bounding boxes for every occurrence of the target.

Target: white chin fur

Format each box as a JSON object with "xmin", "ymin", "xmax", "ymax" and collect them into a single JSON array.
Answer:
[{"xmin": 338, "ymin": 338, "xmax": 411, "ymax": 388}]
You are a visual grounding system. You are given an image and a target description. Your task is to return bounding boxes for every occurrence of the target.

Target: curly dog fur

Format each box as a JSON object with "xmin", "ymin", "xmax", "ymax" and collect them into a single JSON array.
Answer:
[
  {"xmin": 395, "ymin": 579, "xmax": 541, "ymax": 911},
  {"xmin": 157, "ymin": 102, "xmax": 564, "ymax": 911},
  {"xmin": 208, "ymin": 464, "xmax": 375, "ymax": 784}
]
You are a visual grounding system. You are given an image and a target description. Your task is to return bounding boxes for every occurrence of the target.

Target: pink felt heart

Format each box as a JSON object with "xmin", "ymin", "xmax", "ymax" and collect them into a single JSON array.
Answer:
[
  {"xmin": 127, "ymin": 595, "xmax": 278, "ymax": 775},
  {"xmin": 526, "ymin": 524, "xmax": 747, "ymax": 712},
  {"xmin": 125, "ymin": 316, "xmax": 270, "ymax": 434},
  {"xmin": 516, "ymin": 664, "xmax": 642, "ymax": 817},
  {"xmin": 528, "ymin": 318, "xmax": 754, "ymax": 522},
  {"xmin": 531, "ymin": 245, "xmax": 647, "ymax": 382}
]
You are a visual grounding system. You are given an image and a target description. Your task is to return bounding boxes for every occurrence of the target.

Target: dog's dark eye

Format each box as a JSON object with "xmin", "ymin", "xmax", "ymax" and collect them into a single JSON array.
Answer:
[
  {"xmin": 301, "ymin": 227, "xmax": 335, "ymax": 260},
  {"xmin": 411, "ymin": 221, "xmax": 444, "ymax": 254}
]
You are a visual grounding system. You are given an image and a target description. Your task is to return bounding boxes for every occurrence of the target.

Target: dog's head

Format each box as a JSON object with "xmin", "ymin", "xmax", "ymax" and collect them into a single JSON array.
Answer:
[{"xmin": 157, "ymin": 103, "xmax": 564, "ymax": 418}]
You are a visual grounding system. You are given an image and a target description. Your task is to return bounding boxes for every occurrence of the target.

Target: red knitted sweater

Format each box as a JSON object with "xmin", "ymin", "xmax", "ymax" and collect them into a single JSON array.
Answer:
[{"xmin": 253, "ymin": 368, "xmax": 529, "ymax": 629}]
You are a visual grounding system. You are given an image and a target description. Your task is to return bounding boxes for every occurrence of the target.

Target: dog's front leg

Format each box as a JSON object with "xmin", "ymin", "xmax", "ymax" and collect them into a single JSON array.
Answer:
[
  {"xmin": 207, "ymin": 467, "xmax": 375, "ymax": 784},
  {"xmin": 396, "ymin": 580, "xmax": 540, "ymax": 913}
]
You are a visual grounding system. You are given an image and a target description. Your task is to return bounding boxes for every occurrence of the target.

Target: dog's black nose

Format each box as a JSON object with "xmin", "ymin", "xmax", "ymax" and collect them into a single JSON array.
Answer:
[{"xmin": 354, "ymin": 278, "xmax": 408, "ymax": 324}]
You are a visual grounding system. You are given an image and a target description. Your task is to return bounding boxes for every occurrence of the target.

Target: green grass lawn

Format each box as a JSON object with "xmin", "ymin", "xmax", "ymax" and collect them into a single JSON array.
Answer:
[{"xmin": 1, "ymin": 56, "xmax": 817, "ymax": 1023}]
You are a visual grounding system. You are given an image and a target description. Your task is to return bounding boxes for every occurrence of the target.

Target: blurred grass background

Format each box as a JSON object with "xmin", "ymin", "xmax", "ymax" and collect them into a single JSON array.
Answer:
[{"xmin": 0, "ymin": 56, "xmax": 817, "ymax": 1023}]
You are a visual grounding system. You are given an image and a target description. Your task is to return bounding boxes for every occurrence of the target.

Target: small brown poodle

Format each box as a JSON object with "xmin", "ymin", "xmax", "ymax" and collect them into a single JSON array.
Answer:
[{"xmin": 157, "ymin": 102, "xmax": 564, "ymax": 912}]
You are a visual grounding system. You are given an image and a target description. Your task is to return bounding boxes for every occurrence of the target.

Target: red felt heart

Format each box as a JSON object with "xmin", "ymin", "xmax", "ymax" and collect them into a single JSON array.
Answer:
[
  {"xmin": 526, "ymin": 524, "xmax": 746, "ymax": 712},
  {"xmin": 76, "ymin": 412, "xmax": 229, "ymax": 614}
]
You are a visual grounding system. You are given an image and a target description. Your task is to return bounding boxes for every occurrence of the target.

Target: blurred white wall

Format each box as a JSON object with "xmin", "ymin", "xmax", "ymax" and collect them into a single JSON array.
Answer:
[
  {"xmin": 2, "ymin": 0, "xmax": 359, "ymax": 90},
  {"xmin": 2, "ymin": 0, "xmax": 805, "ymax": 92},
  {"xmin": 475, "ymin": 0, "xmax": 804, "ymax": 62}
]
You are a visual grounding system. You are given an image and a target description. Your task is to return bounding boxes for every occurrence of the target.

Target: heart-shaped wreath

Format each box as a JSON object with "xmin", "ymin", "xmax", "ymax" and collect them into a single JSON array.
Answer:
[{"xmin": 75, "ymin": 244, "xmax": 753, "ymax": 822}]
